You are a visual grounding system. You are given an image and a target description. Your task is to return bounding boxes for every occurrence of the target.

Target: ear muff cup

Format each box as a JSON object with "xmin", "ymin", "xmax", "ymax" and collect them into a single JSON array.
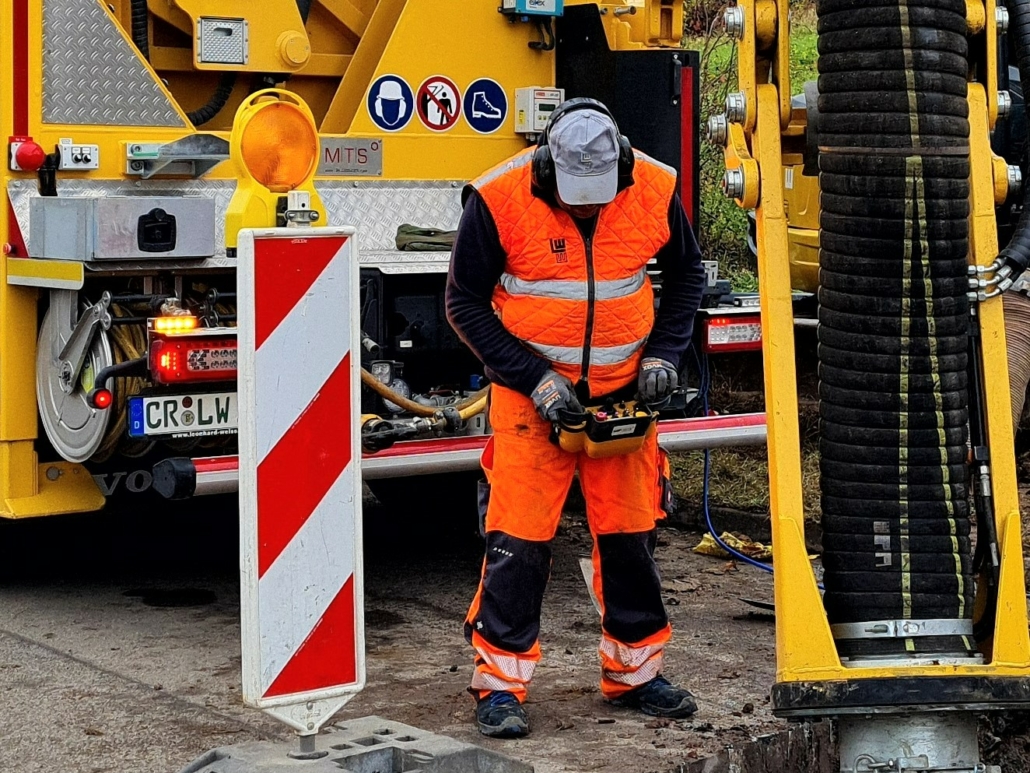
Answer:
[{"xmin": 531, "ymin": 98, "xmax": 636, "ymax": 197}]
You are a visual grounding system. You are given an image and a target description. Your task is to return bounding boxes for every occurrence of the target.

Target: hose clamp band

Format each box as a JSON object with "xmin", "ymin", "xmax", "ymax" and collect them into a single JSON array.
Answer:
[{"xmin": 831, "ymin": 618, "xmax": 973, "ymax": 640}]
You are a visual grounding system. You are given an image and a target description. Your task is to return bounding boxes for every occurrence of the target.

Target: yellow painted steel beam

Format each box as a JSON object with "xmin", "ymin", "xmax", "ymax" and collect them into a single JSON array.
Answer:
[
  {"xmin": 985, "ymin": 0, "xmax": 998, "ymax": 129},
  {"xmin": 736, "ymin": 0, "xmax": 758, "ymax": 133},
  {"xmin": 4, "ymin": 463, "xmax": 105, "ymax": 519},
  {"xmin": 967, "ymin": 83, "xmax": 1030, "ymax": 666},
  {"xmin": 753, "ymin": 83, "xmax": 842, "ymax": 680},
  {"xmin": 320, "ymin": 0, "xmax": 405, "ymax": 133},
  {"xmin": 6, "ymin": 258, "xmax": 85, "ymax": 291},
  {"xmin": 321, "ymin": 0, "xmax": 371, "ymax": 37}
]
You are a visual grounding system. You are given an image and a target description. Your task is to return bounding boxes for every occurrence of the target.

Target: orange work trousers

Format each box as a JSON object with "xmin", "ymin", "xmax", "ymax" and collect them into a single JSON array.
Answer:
[{"xmin": 465, "ymin": 384, "xmax": 674, "ymax": 703}]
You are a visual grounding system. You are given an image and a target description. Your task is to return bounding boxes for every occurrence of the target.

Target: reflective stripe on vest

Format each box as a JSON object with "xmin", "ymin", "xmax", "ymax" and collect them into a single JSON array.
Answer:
[
  {"xmin": 527, "ymin": 337, "xmax": 647, "ymax": 367},
  {"xmin": 498, "ymin": 268, "xmax": 647, "ymax": 302},
  {"xmin": 473, "ymin": 149, "xmax": 676, "ymax": 396}
]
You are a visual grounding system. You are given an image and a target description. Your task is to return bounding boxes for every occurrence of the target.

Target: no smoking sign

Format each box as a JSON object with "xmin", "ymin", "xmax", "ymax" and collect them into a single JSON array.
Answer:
[{"xmin": 416, "ymin": 76, "xmax": 461, "ymax": 132}]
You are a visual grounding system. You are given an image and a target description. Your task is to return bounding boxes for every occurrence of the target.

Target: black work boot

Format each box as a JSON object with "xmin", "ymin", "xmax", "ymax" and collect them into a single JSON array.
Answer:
[
  {"xmin": 607, "ymin": 676, "xmax": 698, "ymax": 718},
  {"xmin": 476, "ymin": 691, "xmax": 530, "ymax": 738}
]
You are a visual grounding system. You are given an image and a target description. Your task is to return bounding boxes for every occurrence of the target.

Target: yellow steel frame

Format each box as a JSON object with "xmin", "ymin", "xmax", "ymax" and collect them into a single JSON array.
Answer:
[{"xmin": 726, "ymin": 0, "xmax": 1030, "ymax": 684}]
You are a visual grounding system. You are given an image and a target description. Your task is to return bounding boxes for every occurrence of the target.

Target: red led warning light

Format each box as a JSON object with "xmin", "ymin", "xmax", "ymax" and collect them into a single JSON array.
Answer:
[
  {"xmin": 702, "ymin": 315, "xmax": 763, "ymax": 354},
  {"xmin": 150, "ymin": 337, "xmax": 237, "ymax": 384},
  {"xmin": 92, "ymin": 389, "xmax": 113, "ymax": 409}
]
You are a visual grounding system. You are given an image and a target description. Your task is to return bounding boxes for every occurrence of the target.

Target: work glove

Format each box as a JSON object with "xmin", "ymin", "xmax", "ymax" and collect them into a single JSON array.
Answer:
[
  {"xmin": 531, "ymin": 370, "xmax": 584, "ymax": 423},
  {"xmin": 638, "ymin": 357, "xmax": 679, "ymax": 404}
]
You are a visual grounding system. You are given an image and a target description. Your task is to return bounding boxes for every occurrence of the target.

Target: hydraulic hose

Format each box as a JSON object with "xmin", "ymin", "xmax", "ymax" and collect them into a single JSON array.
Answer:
[
  {"xmin": 93, "ymin": 306, "xmax": 154, "ymax": 463},
  {"xmin": 130, "ymin": 0, "xmax": 149, "ymax": 60},
  {"xmin": 187, "ymin": 72, "xmax": 238, "ymax": 127},
  {"xmin": 815, "ymin": 0, "xmax": 976, "ymax": 661},
  {"xmin": 360, "ymin": 368, "xmax": 489, "ymax": 420},
  {"xmin": 998, "ymin": 0, "xmax": 1030, "ymax": 279}
]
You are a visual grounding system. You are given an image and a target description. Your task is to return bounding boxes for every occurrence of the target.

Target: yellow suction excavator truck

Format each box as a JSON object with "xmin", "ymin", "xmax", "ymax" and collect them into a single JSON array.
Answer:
[
  {"xmin": 1, "ymin": 0, "xmax": 774, "ymax": 518},
  {"xmin": 711, "ymin": 0, "xmax": 1030, "ymax": 769}
]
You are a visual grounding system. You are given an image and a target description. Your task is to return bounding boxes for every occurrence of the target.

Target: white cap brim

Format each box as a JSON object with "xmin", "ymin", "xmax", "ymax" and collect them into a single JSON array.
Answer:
[{"xmin": 555, "ymin": 165, "xmax": 619, "ymax": 206}]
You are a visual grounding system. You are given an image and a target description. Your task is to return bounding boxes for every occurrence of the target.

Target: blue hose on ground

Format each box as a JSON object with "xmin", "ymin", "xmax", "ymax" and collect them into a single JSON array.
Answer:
[
  {"xmin": 692, "ymin": 344, "xmax": 824, "ymax": 590},
  {"xmin": 689, "ymin": 343, "xmax": 774, "ymax": 574}
]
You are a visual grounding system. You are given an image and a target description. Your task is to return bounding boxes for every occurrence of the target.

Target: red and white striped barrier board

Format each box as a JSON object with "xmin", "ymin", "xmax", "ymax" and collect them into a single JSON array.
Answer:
[{"xmin": 237, "ymin": 227, "xmax": 364, "ymax": 734}]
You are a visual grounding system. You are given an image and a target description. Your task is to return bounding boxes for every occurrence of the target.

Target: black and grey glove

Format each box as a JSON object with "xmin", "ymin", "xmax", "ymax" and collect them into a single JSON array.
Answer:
[
  {"xmin": 531, "ymin": 370, "xmax": 584, "ymax": 422},
  {"xmin": 637, "ymin": 357, "xmax": 679, "ymax": 403}
]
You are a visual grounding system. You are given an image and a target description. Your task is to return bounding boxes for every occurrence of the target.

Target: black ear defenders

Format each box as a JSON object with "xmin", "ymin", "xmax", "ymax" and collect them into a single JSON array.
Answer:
[{"xmin": 531, "ymin": 97, "xmax": 635, "ymax": 198}]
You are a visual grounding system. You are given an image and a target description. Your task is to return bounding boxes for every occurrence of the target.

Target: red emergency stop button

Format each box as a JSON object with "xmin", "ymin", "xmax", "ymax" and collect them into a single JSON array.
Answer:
[{"xmin": 12, "ymin": 140, "xmax": 46, "ymax": 172}]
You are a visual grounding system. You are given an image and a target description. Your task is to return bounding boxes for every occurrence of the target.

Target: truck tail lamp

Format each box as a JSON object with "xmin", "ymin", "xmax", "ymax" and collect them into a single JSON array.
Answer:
[
  {"xmin": 149, "ymin": 336, "xmax": 237, "ymax": 384},
  {"xmin": 702, "ymin": 314, "xmax": 763, "ymax": 353}
]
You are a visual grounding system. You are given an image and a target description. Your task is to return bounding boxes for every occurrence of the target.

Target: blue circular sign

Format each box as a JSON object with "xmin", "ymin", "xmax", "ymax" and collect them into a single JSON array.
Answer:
[
  {"xmin": 463, "ymin": 78, "xmax": 508, "ymax": 134},
  {"xmin": 367, "ymin": 74, "xmax": 414, "ymax": 132}
]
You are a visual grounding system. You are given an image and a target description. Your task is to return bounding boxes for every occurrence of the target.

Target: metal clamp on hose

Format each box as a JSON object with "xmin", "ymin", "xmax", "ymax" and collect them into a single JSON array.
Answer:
[
  {"xmin": 552, "ymin": 400, "xmax": 658, "ymax": 458},
  {"xmin": 830, "ymin": 618, "xmax": 975, "ymax": 641}
]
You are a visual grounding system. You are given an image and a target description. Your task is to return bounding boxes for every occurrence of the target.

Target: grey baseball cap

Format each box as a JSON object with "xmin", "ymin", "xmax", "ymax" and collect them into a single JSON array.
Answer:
[{"xmin": 549, "ymin": 109, "xmax": 621, "ymax": 205}]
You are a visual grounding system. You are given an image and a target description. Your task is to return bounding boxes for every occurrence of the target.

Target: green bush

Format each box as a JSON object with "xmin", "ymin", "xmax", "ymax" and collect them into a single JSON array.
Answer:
[{"xmin": 685, "ymin": 1, "xmax": 818, "ymax": 291}]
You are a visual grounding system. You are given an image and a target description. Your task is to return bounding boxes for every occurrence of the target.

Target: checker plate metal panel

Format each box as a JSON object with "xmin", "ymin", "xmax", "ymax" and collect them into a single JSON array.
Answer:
[
  {"xmin": 314, "ymin": 180, "xmax": 462, "ymax": 252},
  {"xmin": 43, "ymin": 0, "xmax": 186, "ymax": 127},
  {"xmin": 10, "ymin": 180, "xmax": 462, "ymax": 268},
  {"xmin": 198, "ymin": 17, "xmax": 248, "ymax": 65}
]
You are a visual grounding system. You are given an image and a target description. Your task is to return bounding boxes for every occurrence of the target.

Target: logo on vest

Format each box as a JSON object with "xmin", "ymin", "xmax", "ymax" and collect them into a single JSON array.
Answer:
[{"xmin": 550, "ymin": 238, "xmax": 568, "ymax": 263}]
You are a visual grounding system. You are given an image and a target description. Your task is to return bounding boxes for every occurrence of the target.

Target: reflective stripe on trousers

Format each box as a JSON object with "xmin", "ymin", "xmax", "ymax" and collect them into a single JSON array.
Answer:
[{"xmin": 599, "ymin": 629, "xmax": 669, "ymax": 690}]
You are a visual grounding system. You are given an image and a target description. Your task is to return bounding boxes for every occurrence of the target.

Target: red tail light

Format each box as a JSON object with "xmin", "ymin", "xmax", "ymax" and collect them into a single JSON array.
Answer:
[
  {"xmin": 702, "ymin": 315, "xmax": 763, "ymax": 353},
  {"xmin": 92, "ymin": 388, "xmax": 113, "ymax": 409},
  {"xmin": 149, "ymin": 336, "xmax": 237, "ymax": 384}
]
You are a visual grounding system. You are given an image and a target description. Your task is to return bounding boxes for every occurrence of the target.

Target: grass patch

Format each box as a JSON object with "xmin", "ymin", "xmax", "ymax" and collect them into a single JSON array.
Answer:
[{"xmin": 669, "ymin": 445, "xmax": 822, "ymax": 521}]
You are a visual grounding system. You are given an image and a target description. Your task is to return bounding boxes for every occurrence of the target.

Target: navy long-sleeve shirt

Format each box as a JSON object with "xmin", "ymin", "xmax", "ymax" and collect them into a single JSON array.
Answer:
[{"xmin": 445, "ymin": 189, "xmax": 706, "ymax": 398}]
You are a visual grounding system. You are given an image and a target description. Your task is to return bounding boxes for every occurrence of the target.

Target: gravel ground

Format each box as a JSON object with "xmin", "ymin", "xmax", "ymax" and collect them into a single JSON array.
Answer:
[{"xmin": 0, "ymin": 489, "xmax": 787, "ymax": 773}]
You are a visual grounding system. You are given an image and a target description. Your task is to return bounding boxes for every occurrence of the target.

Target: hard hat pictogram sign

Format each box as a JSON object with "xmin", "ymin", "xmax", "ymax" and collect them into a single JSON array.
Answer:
[
  {"xmin": 367, "ymin": 74, "xmax": 414, "ymax": 132},
  {"xmin": 416, "ymin": 76, "xmax": 462, "ymax": 132},
  {"xmin": 237, "ymin": 227, "xmax": 365, "ymax": 735}
]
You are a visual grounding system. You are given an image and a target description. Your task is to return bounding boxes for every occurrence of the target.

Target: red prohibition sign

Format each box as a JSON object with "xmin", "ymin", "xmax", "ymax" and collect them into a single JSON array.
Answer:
[{"xmin": 416, "ymin": 76, "xmax": 462, "ymax": 132}]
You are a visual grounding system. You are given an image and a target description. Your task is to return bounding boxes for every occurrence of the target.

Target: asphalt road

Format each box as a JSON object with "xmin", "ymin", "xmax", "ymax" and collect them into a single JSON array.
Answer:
[{"xmin": 0, "ymin": 488, "xmax": 782, "ymax": 773}]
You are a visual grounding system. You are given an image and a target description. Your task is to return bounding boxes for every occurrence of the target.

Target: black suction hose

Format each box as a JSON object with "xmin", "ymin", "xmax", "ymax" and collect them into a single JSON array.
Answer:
[
  {"xmin": 815, "ymin": 0, "xmax": 976, "ymax": 661},
  {"xmin": 130, "ymin": 0, "xmax": 150, "ymax": 60},
  {"xmin": 1000, "ymin": 0, "xmax": 1030, "ymax": 279}
]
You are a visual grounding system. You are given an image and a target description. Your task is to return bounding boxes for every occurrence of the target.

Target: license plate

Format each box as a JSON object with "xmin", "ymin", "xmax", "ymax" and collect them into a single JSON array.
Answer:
[{"xmin": 128, "ymin": 392, "xmax": 238, "ymax": 438}]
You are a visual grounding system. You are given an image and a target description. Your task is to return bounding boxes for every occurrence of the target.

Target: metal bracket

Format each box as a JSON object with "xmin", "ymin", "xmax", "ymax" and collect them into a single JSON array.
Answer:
[
  {"xmin": 54, "ymin": 290, "xmax": 111, "ymax": 395},
  {"xmin": 281, "ymin": 191, "xmax": 322, "ymax": 227},
  {"xmin": 125, "ymin": 134, "xmax": 229, "ymax": 179},
  {"xmin": 849, "ymin": 759, "xmax": 991, "ymax": 773},
  {"xmin": 831, "ymin": 618, "xmax": 974, "ymax": 640}
]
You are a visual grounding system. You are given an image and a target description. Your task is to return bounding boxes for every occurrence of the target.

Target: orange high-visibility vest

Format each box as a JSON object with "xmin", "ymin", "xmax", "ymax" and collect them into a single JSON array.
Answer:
[{"xmin": 470, "ymin": 148, "xmax": 677, "ymax": 397}]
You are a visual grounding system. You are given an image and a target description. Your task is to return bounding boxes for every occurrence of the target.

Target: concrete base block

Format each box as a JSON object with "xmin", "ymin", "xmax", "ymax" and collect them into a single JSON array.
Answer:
[{"xmin": 177, "ymin": 716, "xmax": 534, "ymax": 773}]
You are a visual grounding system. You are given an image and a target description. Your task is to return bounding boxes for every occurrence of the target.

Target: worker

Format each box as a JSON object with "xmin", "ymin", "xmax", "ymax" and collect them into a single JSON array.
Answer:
[{"xmin": 446, "ymin": 98, "xmax": 707, "ymax": 738}]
